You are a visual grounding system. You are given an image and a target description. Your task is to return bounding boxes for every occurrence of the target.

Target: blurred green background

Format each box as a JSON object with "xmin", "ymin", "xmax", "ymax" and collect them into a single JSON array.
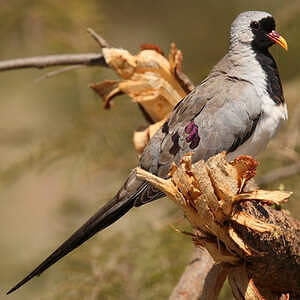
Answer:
[{"xmin": 1, "ymin": 1, "xmax": 300, "ymax": 299}]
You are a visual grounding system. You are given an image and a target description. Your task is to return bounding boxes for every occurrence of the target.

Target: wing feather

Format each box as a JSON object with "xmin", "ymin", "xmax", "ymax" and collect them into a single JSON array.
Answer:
[{"xmin": 140, "ymin": 74, "xmax": 262, "ymax": 179}]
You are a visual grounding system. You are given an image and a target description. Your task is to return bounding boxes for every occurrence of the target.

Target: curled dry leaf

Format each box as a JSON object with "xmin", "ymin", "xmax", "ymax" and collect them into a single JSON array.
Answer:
[
  {"xmin": 133, "ymin": 118, "xmax": 167, "ymax": 154},
  {"xmin": 230, "ymin": 155, "xmax": 259, "ymax": 192},
  {"xmin": 90, "ymin": 43, "xmax": 195, "ymax": 154}
]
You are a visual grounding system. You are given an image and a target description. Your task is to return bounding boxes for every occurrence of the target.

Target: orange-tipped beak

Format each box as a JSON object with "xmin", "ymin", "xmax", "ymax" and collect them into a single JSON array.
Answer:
[{"xmin": 267, "ymin": 30, "xmax": 288, "ymax": 51}]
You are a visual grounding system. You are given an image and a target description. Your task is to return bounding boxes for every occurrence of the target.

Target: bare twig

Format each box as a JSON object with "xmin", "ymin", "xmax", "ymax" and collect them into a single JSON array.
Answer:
[
  {"xmin": 0, "ymin": 28, "xmax": 111, "ymax": 73},
  {"xmin": 257, "ymin": 162, "xmax": 300, "ymax": 186},
  {"xmin": 0, "ymin": 53, "xmax": 108, "ymax": 72},
  {"xmin": 35, "ymin": 65, "xmax": 84, "ymax": 83},
  {"xmin": 274, "ymin": 146, "xmax": 300, "ymax": 162},
  {"xmin": 87, "ymin": 28, "xmax": 110, "ymax": 48},
  {"xmin": 286, "ymin": 103, "xmax": 300, "ymax": 150},
  {"xmin": 169, "ymin": 248, "xmax": 229, "ymax": 300}
]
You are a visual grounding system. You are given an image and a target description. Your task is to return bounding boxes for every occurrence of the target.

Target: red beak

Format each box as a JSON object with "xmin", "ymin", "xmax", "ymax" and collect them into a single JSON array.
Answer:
[{"xmin": 267, "ymin": 31, "xmax": 288, "ymax": 51}]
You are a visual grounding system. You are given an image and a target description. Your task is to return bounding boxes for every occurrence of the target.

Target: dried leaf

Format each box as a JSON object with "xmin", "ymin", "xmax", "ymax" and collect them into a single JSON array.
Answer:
[
  {"xmin": 91, "ymin": 43, "xmax": 193, "ymax": 153},
  {"xmin": 230, "ymin": 155, "xmax": 259, "ymax": 191},
  {"xmin": 133, "ymin": 119, "xmax": 166, "ymax": 155},
  {"xmin": 90, "ymin": 80, "xmax": 122, "ymax": 109},
  {"xmin": 140, "ymin": 43, "xmax": 165, "ymax": 56},
  {"xmin": 169, "ymin": 42, "xmax": 194, "ymax": 93}
]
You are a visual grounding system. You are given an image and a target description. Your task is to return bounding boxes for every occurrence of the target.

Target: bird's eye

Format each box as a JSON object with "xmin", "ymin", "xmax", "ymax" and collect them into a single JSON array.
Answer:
[{"xmin": 250, "ymin": 21, "xmax": 260, "ymax": 30}]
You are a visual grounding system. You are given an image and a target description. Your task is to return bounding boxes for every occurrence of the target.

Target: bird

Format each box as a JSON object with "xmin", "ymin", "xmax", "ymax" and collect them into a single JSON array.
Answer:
[{"xmin": 7, "ymin": 11, "xmax": 288, "ymax": 295}]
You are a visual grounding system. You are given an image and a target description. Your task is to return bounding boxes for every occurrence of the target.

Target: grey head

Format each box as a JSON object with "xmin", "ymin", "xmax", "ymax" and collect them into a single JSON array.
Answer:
[{"xmin": 229, "ymin": 11, "xmax": 287, "ymax": 51}]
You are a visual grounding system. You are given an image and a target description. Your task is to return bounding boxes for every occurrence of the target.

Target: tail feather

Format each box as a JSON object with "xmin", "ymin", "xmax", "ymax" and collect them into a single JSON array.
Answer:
[{"xmin": 7, "ymin": 173, "xmax": 147, "ymax": 295}]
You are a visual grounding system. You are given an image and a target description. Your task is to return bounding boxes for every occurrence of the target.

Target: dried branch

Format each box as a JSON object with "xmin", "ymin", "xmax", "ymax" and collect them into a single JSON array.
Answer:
[
  {"xmin": 229, "ymin": 266, "xmax": 292, "ymax": 300},
  {"xmin": 0, "ymin": 31, "xmax": 193, "ymax": 155},
  {"xmin": 169, "ymin": 248, "xmax": 229, "ymax": 300},
  {"xmin": 87, "ymin": 28, "xmax": 111, "ymax": 48},
  {"xmin": 136, "ymin": 153, "xmax": 300, "ymax": 299},
  {"xmin": 0, "ymin": 28, "xmax": 111, "ymax": 73},
  {"xmin": 257, "ymin": 162, "xmax": 300, "ymax": 186},
  {"xmin": 0, "ymin": 53, "xmax": 107, "ymax": 72},
  {"xmin": 35, "ymin": 65, "xmax": 84, "ymax": 82}
]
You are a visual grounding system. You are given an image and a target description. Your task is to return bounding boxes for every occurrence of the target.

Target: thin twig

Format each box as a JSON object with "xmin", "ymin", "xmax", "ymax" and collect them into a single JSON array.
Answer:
[
  {"xmin": 87, "ymin": 28, "xmax": 110, "ymax": 48},
  {"xmin": 0, "ymin": 53, "xmax": 108, "ymax": 72},
  {"xmin": 274, "ymin": 146, "xmax": 300, "ymax": 162},
  {"xmin": 257, "ymin": 162, "xmax": 300, "ymax": 186},
  {"xmin": 35, "ymin": 65, "xmax": 84, "ymax": 83},
  {"xmin": 169, "ymin": 248, "xmax": 229, "ymax": 300}
]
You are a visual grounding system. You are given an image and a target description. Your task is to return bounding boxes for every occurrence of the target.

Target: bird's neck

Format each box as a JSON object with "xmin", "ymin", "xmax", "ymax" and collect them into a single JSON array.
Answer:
[
  {"xmin": 252, "ymin": 48, "xmax": 285, "ymax": 105},
  {"xmin": 222, "ymin": 44, "xmax": 285, "ymax": 106}
]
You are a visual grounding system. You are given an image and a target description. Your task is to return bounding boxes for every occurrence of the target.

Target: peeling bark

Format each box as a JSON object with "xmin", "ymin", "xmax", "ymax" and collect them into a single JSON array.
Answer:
[
  {"xmin": 136, "ymin": 153, "xmax": 300, "ymax": 299},
  {"xmin": 169, "ymin": 248, "xmax": 229, "ymax": 300}
]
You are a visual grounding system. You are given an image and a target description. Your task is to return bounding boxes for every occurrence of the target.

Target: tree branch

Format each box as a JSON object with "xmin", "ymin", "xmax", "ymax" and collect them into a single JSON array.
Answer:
[
  {"xmin": 35, "ymin": 65, "xmax": 84, "ymax": 82},
  {"xmin": 169, "ymin": 248, "xmax": 229, "ymax": 300},
  {"xmin": 136, "ymin": 153, "xmax": 300, "ymax": 299},
  {"xmin": 0, "ymin": 53, "xmax": 108, "ymax": 72},
  {"xmin": 257, "ymin": 162, "xmax": 300, "ymax": 186},
  {"xmin": 87, "ymin": 28, "xmax": 111, "ymax": 48}
]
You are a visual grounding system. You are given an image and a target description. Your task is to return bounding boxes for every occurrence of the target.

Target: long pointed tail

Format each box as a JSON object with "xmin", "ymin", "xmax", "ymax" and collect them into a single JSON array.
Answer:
[{"xmin": 7, "ymin": 171, "xmax": 147, "ymax": 295}]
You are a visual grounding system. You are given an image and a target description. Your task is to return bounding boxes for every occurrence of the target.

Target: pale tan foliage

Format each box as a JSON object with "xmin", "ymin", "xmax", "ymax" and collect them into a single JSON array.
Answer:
[{"xmin": 90, "ymin": 43, "xmax": 194, "ymax": 154}]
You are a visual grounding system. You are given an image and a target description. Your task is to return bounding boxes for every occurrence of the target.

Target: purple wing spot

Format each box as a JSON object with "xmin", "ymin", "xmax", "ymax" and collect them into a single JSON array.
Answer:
[
  {"xmin": 190, "ymin": 136, "xmax": 200, "ymax": 149},
  {"xmin": 185, "ymin": 121, "xmax": 200, "ymax": 149},
  {"xmin": 185, "ymin": 121, "xmax": 194, "ymax": 134}
]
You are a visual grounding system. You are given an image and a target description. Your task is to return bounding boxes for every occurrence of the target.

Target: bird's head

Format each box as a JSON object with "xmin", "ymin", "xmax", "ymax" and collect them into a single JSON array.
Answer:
[{"xmin": 230, "ymin": 11, "xmax": 288, "ymax": 52}]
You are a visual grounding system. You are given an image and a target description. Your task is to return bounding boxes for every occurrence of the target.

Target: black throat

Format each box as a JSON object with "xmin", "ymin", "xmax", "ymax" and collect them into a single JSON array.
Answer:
[{"xmin": 252, "ymin": 47, "xmax": 285, "ymax": 105}]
